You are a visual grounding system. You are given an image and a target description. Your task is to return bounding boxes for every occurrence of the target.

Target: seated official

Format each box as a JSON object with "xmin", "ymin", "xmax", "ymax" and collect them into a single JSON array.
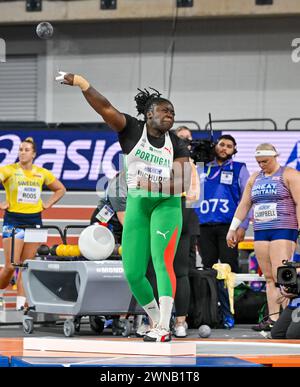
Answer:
[{"xmin": 90, "ymin": 171, "xmax": 126, "ymax": 245}]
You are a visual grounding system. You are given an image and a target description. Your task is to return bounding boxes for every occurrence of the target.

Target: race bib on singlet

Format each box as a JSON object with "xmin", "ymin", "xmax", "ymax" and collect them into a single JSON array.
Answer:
[
  {"xmin": 96, "ymin": 204, "xmax": 115, "ymax": 223},
  {"xmin": 137, "ymin": 165, "xmax": 170, "ymax": 184},
  {"xmin": 125, "ymin": 125, "xmax": 173, "ymax": 189},
  {"xmin": 17, "ymin": 186, "xmax": 41, "ymax": 204},
  {"xmin": 254, "ymin": 203, "xmax": 277, "ymax": 223}
]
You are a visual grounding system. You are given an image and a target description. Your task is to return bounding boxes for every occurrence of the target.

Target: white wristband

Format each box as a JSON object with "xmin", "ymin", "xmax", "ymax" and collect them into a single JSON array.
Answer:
[
  {"xmin": 229, "ymin": 217, "xmax": 242, "ymax": 231},
  {"xmin": 73, "ymin": 75, "xmax": 90, "ymax": 91}
]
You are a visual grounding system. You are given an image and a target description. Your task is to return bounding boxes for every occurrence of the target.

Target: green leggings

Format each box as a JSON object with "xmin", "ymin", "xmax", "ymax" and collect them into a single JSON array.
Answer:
[{"xmin": 122, "ymin": 189, "xmax": 182, "ymax": 307}]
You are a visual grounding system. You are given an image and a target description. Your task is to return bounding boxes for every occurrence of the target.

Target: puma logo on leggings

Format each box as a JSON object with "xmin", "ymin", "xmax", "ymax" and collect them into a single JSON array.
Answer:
[{"xmin": 156, "ymin": 230, "xmax": 170, "ymax": 239}]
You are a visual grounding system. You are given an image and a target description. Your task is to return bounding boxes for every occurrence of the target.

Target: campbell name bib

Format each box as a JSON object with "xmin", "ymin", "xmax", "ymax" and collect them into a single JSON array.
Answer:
[{"xmin": 254, "ymin": 203, "xmax": 277, "ymax": 223}]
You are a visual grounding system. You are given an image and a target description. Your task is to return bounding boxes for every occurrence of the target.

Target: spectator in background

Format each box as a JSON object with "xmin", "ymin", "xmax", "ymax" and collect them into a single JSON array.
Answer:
[
  {"xmin": 194, "ymin": 134, "xmax": 250, "ymax": 273},
  {"xmin": 175, "ymin": 126, "xmax": 192, "ymax": 145}
]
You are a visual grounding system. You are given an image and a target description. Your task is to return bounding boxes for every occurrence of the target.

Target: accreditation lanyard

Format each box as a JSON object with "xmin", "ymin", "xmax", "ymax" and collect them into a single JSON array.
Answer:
[{"xmin": 206, "ymin": 159, "xmax": 233, "ymax": 180}]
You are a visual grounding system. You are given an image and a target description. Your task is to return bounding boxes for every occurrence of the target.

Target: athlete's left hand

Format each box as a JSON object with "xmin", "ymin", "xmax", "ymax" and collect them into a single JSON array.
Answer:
[
  {"xmin": 136, "ymin": 176, "xmax": 147, "ymax": 190},
  {"xmin": 236, "ymin": 227, "xmax": 246, "ymax": 243},
  {"xmin": 42, "ymin": 202, "xmax": 51, "ymax": 210},
  {"xmin": 138, "ymin": 177, "xmax": 161, "ymax": 193},
  {"xmin": 137, "ymin": 176, "xmax": 157, "ymax": 192},
  {"xmin": 226, "ymin": 230, "xmax": 237, "ymax": 248}
]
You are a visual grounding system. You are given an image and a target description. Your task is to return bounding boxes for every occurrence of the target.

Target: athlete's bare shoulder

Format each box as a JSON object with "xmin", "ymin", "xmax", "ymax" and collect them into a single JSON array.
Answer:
[
  {"xmin": 248, "ymin": 170, "xmax": 260, "ymax": 186},
  {"xmin": 283, "ymin": 166, "xmax": 300, "ymax": 185},
  {"xmin": 283, "ymin": 166, "xmax": 299, "ymax": 176}
]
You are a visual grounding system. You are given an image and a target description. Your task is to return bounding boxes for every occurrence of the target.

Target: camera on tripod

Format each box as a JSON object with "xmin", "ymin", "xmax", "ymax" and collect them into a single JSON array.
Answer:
[{"xmin": 276, "ymin": 260, "xmax": 300, "ymax": 295}]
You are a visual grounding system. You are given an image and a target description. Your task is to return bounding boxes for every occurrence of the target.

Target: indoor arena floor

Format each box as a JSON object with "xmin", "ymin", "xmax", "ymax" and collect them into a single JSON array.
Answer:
[
  {"xmin": 2, "ymin": 194, "xmax": 293, "ymax": 367},
  {"xmin": 0, "ymin": 323, "xmax": 299, "ymax": 367}
]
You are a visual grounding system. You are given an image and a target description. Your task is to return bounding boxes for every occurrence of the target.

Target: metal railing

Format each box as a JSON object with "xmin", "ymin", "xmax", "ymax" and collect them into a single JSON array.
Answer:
[
  {"xmin": 173, "ymin": 120, "xmax": 201, "ymax": 130},
  {"xmin": 285, "ymin": 118, "xmax": 300, "ymax": 131},
  {"xmin": 4, "ymin": 118, "xmax": 300, "ymax": 131},
  {"xmin": 204, "ymin": 118, "xmax": 278, "ymax": 131}
]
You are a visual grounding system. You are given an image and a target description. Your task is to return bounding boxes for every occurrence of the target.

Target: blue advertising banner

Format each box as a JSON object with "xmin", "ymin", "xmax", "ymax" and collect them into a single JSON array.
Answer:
[
  {"xmin": 0, "ymin": 126, "xmax": 122, "ymax": 190},
  {"xmin": 0, "ymin": 126, "xmax": 217, "ymax": 190},
  {"xmin": 0, "ymin": 125, "xmax": 298, "ymax": 190}
]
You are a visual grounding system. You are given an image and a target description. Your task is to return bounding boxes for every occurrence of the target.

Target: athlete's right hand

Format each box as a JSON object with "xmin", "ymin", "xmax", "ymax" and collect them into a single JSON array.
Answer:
[
  {"xmin": 55, "ymin": 71, "xmax": 74, "ymax": 86},
  {"xmin": 0, "ymin": 201, "xmax": 9, "ymax": 210},
  {"xmin": 226, "ymin": 230, "xmax": 237, "ymax": 248}
]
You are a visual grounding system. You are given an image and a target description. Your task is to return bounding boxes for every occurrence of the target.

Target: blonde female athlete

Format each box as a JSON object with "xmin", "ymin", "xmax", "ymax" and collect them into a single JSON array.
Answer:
[
  {"xmin": 227, "ymin": 143, "xmax": 300, "ymax": 331},
  {"xmin": 0, "ymin": 137, "xmax": 65, "ymax": 309}
]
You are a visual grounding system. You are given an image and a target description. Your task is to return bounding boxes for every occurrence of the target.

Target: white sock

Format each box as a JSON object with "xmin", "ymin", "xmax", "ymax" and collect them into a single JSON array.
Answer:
[
  {"xmin": 143, "ymin": 299, "xmax": 160, "ymax": 326},
  {"xmin": 159, "ymin": 296, "xmax": 174, "ymax": 331},
  {"xmin": 16, "ymin": 296, "xmax": 26, "ymax": 310}
]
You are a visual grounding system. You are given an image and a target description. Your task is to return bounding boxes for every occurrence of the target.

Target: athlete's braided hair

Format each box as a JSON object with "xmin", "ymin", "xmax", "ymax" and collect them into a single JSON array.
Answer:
[{"xmin": 134, "ymin": 87, "xmax": 172, "ymax": 120}]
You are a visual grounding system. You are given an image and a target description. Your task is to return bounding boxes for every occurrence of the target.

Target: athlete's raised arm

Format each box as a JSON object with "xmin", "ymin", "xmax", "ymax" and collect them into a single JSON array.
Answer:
[{"xmin": 56, "ymin": 71, "xmax": 126, "ymax": 132}]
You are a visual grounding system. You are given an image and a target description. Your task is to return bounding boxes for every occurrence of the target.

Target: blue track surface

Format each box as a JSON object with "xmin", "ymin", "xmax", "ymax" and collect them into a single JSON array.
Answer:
[{"xmin": 9, "ymin": 355, "xmax": 262, "ymax": 367}]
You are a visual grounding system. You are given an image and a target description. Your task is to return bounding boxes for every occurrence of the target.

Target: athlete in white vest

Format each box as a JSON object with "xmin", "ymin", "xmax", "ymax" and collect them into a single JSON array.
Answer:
[{"xmin": 56, "ymin": 73, "xmax": 191, "ymax": 342}]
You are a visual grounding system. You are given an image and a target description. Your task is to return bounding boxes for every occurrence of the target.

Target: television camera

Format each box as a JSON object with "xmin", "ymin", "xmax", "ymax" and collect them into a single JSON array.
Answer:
[{"xmin": 276, "ymin": 260, "xmax": 300, "ymax": 295}]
